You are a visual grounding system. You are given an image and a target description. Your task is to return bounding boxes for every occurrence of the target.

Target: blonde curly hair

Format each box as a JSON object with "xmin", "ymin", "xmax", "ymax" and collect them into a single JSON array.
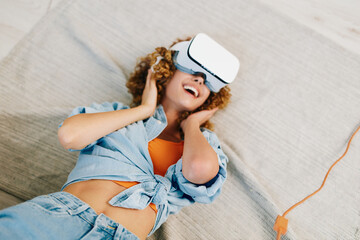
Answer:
[{"xmin": 126, "ymin": 36, "xmax": 231, "ymax": 131}]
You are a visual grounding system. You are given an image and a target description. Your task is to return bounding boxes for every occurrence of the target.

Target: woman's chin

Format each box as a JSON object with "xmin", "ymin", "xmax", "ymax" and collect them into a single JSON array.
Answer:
[{"xmin": 180, "ymin": 104, "xmax": 201, "ymax": 112}]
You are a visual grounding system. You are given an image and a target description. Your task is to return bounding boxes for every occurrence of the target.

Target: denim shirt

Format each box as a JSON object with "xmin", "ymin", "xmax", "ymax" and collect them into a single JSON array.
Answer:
[{"xmin": 58, "ymin": 101, "xmax": 228, "ymax": 236}]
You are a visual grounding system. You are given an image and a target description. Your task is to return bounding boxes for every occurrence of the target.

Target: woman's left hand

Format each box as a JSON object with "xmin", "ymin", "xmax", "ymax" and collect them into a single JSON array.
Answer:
[
  {"xmin": 180, "ymin": 108, "xmax": 218, "ymax": 131},
  {"xmin": 180, "ymin": 107, "xmax": 220, "ymax": 184}
]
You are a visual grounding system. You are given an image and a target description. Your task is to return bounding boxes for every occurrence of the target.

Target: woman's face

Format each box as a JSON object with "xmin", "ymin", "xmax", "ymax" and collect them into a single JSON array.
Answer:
[{"xmin": 161, "ymin": 70, "xmax": 211, "ymax": 112}]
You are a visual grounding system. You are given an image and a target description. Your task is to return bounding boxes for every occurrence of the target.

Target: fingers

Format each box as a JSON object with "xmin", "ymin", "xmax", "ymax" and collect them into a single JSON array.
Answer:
[
  {"xmin": 144, "ymin": 69, "xmax": 157, "ymax": 94},
  {"xmin": 210, "ymin": 107, "xmax": 219, "ymax": 113},
  {"xmin": 141, "ymin": 69, "xmax": 158, "ymax": 116},
  {"xmin": 146, "ymin": 69, "xmax": 153, "ymax": 86},
  {"xmin": 206, "ymin": 107, "xmax": 219, "ymax": 117},
  {"xmin": 204, "ymin": 107, "xmax": 218, "ymax": 121},
  {"xmin": 147, "ymin": 69, "xmax": 157, "ymax": 87},
  {"xmin": 193, "ymin": 107, "xmax": 219, "ymax": 125},
  {"xmin": 181, "ymin": 107, "xmax": 220, "ymax": 130}
]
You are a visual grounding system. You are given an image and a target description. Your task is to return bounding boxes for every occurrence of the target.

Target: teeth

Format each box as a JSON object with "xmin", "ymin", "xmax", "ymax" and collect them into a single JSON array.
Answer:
[{"xmin": 184, "ymin": 85, "xmax": 199, "ymax": 97}]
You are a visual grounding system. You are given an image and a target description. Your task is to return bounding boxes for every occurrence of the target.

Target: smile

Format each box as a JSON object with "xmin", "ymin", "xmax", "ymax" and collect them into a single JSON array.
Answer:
[{"xmin": 183, "ymin": 85, "xmax": 199, "ymax": 98}]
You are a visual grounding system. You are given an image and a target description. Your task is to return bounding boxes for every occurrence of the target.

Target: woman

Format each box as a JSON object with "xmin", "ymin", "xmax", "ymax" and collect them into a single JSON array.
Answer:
[{"xmin": 0, "ymin": 35, "xmax": 234, "ymax": 240}]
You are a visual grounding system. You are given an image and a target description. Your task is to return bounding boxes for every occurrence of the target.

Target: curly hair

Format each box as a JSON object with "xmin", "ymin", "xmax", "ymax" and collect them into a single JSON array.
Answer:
[{"xmin": 126, "ymin": 36, "xmax": 231, "ymax": 131}]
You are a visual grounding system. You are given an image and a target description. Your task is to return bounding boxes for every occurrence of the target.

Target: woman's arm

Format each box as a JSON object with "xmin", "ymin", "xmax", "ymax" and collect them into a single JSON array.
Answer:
[
  {"xmin": 58, "ymin": 106, "xmax": 150, "ymax": 150},
  {"xmin": 180, "ymin": 108, "xmax": 220, "ymax": 185},
  {"xmin": 58, "ymin": 70, "xmax": 157, "ymax": 150}
]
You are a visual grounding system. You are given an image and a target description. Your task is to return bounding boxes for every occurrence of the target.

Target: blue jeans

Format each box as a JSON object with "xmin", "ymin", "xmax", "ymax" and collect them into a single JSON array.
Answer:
[{"xmin": 0, "ymin": 191, "xmax": 140, "ymax": 240}]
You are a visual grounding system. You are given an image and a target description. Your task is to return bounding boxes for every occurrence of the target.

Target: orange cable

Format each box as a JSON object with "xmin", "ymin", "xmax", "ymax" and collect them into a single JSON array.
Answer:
[{"xmin": 274, "ymin": 123, "xmax": 360, "ymax": 239}]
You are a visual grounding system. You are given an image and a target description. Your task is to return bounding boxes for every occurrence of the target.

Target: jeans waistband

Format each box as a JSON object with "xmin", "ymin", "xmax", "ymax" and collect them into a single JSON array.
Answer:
[{"xmin": 48, "ymin": 191, "xmax": 127, "ymax": 238}]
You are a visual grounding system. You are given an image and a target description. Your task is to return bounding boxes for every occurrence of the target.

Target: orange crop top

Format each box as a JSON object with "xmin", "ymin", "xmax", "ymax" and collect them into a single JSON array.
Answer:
[{"xmin": 112, "ymin": 138, "xmax": 184, "ymax": 213}]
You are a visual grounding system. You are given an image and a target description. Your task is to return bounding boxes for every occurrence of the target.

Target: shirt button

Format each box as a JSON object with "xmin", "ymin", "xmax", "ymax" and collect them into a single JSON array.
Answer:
[{"xmin": 157, "ymin": 120, "xmax": 162, "ymax": 124}]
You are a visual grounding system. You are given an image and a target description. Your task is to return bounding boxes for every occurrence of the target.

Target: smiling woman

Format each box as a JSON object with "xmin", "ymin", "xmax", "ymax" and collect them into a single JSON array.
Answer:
[
  {"xmin": 0, "ymin": 33, "xmax": 235, "ymax": 240},
  {"xmin": 126, "ymin": 37, "xmax": 232, "ymax": 131}
]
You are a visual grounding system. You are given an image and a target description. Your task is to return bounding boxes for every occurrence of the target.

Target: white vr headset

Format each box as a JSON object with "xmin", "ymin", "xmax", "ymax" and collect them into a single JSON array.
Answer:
[{"xmin": 170, "ymin": 33, "xmax": 240, "ymax": 92}]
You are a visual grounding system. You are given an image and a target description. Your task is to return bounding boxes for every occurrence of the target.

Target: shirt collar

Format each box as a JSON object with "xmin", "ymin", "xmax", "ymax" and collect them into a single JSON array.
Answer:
[{"xmin": 145, "ymin": 104, "xmax": 168, "ymax": 141}]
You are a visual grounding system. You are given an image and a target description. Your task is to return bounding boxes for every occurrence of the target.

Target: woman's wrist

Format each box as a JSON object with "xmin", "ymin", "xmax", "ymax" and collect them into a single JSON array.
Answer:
[
  {"xmin": 181, "ymin": 118, "xmax": 200, "ymax": 133},
  {"xmin": 137, "ymin": 104, "xmax": 156, "ymax": 119}
]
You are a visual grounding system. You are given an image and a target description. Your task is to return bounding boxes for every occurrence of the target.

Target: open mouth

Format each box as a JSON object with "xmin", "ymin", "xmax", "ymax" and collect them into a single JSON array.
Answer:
[{"xmin": 183, "ymin": 85, "xmax": 199, "ymax": 98}]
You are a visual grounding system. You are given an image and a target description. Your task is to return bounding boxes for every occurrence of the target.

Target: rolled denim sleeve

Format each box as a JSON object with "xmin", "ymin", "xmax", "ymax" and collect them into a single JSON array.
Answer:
[
  {"xmin": 173, "ymin": 129, "xmax": 228, "ymax": 204},
  {"xmin": 58, "ymin": 101, "xmax": 129, "ymax": 152}
]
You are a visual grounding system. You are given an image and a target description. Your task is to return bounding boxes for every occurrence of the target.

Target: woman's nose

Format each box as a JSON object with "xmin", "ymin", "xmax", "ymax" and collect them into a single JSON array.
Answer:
[
  {"xmin": 194, "ymin": 79, "xmax": 203, "ymax": 85},
  {"xmin": 193, "ymin": 75, "xmax": 205, "ymax": 85}
]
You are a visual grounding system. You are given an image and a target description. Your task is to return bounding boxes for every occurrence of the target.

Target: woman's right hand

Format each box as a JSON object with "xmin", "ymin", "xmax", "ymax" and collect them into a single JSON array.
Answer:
[{"xmin": 140, "ymin": 69, "xmax": 158, "ymax": 117}]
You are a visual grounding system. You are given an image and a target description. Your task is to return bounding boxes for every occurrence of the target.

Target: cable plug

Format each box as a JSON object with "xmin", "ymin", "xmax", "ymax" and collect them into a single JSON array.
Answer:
[{"xmin": 274, "ymin": 215, "xmax": 288, "ymax": 239}]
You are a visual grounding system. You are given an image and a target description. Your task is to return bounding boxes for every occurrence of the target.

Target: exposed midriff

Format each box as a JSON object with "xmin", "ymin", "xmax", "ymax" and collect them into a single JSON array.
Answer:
[{"xmin": 63, "ymin": 137, "xmax": 184, "ymax": 239}]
